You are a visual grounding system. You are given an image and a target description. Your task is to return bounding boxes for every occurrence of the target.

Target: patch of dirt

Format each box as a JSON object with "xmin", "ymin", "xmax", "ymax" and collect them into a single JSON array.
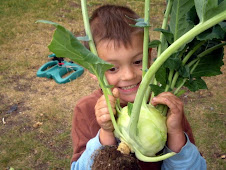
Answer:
[
  {"xmin": 68, "ymin": 1, "xmax": 80, "ymax": 8},
  {"xmin": 92, "ymin": 145, "xmax": 141, "ymax": 170}
]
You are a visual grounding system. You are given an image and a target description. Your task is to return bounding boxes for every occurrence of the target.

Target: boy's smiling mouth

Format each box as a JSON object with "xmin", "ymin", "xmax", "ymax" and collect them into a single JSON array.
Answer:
[{"xmin": 118, "ymin": 82, "xmax": 140, "ymax": 92}]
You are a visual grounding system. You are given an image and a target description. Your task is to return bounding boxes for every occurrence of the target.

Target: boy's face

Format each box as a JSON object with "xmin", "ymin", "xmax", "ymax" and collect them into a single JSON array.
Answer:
[{"xmin": 97, "ymin": 34, "xmax": 147, "ymax": 104}]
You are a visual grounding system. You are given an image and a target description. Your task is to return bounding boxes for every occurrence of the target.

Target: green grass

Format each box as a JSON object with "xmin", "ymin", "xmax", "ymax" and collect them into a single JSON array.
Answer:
[{"xmin": 0, "ymin": 0, "xmax": 225, "ymax": 169}]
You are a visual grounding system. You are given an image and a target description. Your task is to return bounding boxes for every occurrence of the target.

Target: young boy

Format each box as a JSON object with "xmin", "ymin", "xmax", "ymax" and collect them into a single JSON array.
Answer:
[{"xmin": 71, "ymin": 5, "xmax": 206, "ymax": 170}]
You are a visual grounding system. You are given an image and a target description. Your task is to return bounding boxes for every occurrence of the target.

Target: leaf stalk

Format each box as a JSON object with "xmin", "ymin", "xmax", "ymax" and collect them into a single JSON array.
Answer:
[{"xmin": 130, "ymin": 9, "xmax": 226, "ymax": 136}]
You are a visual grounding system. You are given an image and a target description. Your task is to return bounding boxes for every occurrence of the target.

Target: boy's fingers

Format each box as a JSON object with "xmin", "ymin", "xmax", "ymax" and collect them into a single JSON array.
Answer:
[
  {"xmin": 156, "ymin": 92, "xmax": 180, "ymax": 101},
  {"xmin": 102, "ymin": 122, "xmax": 114, "ymax": 131},
  {"xmin": 152, "ymin": 92, "xmax": 183, "ymax": 107},
  {"xmin": 151, "ymin": 96, "xmax": 176, "ymax": 106},
  {"xmin": 112, "ymin": 88, "xmax": 119, "ymax": 98},
  {"xmin": 151, "ymin": 96, "xmax": 182, "ymax": 113},
  {"xmin": 96, "ymin": 107, "xmax": 116, "ymax": 117},
  {"xmin": 96, "ymin": 96, "xmax": 116, "ymax": 109},
  {"xmin": 100, "ymin": 114, "xmax": 111, "ymax": 122}
]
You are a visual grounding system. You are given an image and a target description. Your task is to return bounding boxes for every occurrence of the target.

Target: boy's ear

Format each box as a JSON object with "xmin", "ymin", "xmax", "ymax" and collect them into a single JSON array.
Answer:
[{"xmin": 89, "ymin": 73, "xmax": 98, "ymax": 81}]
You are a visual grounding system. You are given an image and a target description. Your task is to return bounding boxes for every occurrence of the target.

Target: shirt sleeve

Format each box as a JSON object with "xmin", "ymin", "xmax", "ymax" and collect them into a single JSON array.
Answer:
[
  {"xmin": 161, "ymin": 133, "xmax": 207, "ymax": 170},
  {"xmin": 71, "ymin": 131, "xmax": 102, "ymax": 170}
]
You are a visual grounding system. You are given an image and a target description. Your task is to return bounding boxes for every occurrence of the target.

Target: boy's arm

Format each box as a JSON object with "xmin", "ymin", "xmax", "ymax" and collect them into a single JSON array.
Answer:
[
  {"xmin": 162, "ymin": 133, "xmax": 207, "ymax": 170},
  {"xmin": 71, "ymin": 131, "xmax": 102, "ymax": 170},
  {"xmin": 71, "ymin": 91, "xmax": 102, "ymax": 164},
  {"xmin": 71, "ymin": 89, "xmax": 119, "ymax": 170}
]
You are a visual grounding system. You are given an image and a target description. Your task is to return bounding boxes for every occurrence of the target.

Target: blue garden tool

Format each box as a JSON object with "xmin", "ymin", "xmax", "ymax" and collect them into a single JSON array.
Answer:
[{"xmin": 37, "ymin": 54, "xmax": 84, "ymax": 84}]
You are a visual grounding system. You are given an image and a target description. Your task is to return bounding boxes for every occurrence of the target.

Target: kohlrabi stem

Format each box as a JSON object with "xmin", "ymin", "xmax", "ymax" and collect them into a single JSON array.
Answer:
[
  {"xmin": 182, "ymin": 41, "xmax": 205, "ymax": 65},
  {"xmin": 174, "ymin": 60, "xmax": 200, "ymax": 95},
  {"xmin": 165, "ymin": 47, "xmax": 186, "ymax": 89},
  {"xmin": 143, "ymin": 0, "xmax": 152, "ymax": 103},
  {"xmin": 174, "ymin": 79, "xmax": 186, "ymax": 95},
  {"xmin": 157, "ymin": 68, "xmax": 175, "ymax": 116},
  {"xmin": 170, "ymin": 41, "xmax": 205, "ymax": 89},
  {"xmin": 156, "ymin": 69, "xmax": 173, "ymax": 116},
  {"xmin": 129, "ymin": 10, "xmax": 226, "ymax": 137},
  {"xmin": 135, "ymin": 147, "xmax": 176, "ymax": 162},
  {"xmin": 142, "ymin": 0, "xmax": 150, "ymax": 77},
  {"xmin": 81, "ymin": 0, "xmax": 121, "ymax": 136},
  {"xmin": 198, "ymin": 42, "xmax": 226, "ymax": 58},
  {"xmin": 150, "ymin": 0, "xmax": 173, "ymax": 100},
  {"xmin": 187, "ymin": 42, "xmax": 226, "ymax": 69},
  {"xmin": 155, "ymin": 45, "xmax": 186, "ymax": 114},
  {"xmin": 98, "ymin": 77, "xmax": 122, "ymax": 136},
  {"xmin": 81, "ymin": 0, "xmax": 98, "ymax": 56},
  {"xmin": 157, "ymin": 0, "xmax": 173, "ymax": 57},
  {"xmin": 81, "ymin": 0, "xmax": 111, "ymax": 96}
]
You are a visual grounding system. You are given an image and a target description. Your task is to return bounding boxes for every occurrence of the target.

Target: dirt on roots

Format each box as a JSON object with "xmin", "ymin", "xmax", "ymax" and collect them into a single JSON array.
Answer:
[{"xmin": 92, "ymin": 145, "xmax": 141, "ymax": 170}]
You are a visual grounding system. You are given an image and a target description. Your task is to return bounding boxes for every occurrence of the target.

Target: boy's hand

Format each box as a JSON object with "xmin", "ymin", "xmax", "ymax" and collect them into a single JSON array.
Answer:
[
  {"xmin": 151, "ymin": 92, "xmax": 186, "ymax": 153},
  {"xmin": 95, "ymin": 88, "xmax": 119, "ymax": 145},
  {"xmin": 95, "ymin": 88, "xmax": 119, "ymax": 132}
]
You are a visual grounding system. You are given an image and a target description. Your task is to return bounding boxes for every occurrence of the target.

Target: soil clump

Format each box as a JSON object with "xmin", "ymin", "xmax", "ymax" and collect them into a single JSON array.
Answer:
[{"xmin": 92, "ymin": 145, "xmax": 141, "ymax": 170}]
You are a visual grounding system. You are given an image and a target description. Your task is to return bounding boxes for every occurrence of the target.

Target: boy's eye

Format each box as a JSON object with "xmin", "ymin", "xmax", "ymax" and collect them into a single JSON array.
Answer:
[
  {"xmin": 108, "ymin": 67, "xmax": 118, "ymax": 72},
  {"xmin": 134, "ymin": 60, "xmax": 142, "ymax": 65}
]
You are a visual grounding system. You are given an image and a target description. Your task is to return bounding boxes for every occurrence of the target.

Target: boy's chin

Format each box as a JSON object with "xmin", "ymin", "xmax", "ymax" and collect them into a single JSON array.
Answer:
[{"xmin": 120, "ymin": 95, "xmax": 136, "ymax": 105}]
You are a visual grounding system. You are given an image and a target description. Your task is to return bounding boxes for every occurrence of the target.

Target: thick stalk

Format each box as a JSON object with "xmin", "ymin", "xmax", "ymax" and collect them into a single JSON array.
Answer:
[
  {"xmin": 157, "ymin": 0, "xmax": 173, "ymax": 56},
  {"xmin": 81, "ymin": 0, "xmax": 111, "ymax": 95},
  {"xmin": 174, "ymin": 60, "xmax": 200, "ymax": 95},
  {"xmin": 182, "ymin": 41, "xmax": 205, "ymax": 65},
  {"xmin": 142, "ymin": 0, "xmax": 150, "ymax": 77},
  {"xmin": 81, "ymin": 0, "xmax": 121, "ymax": 135},
  {"xmin": 157, "ymin": 46, "xmax": 187, "ymax": 115},
  {"xmin": 151, "ymin": 0, "xmax": 173, "ymax": 99},
  {"xmin": 170, "ymin": 41, "xmax": 205, "ymax": 89},
  {"xmin": 135, "ymin": 148, "xmax": 176, "ymax": 162},
  {"xmin": 129, "ymin": 0, "xmax": 152, "ymax": 141},
  {"xmin": 198, "ymin": 42, "xmax": 226, "ymax": 58},
  {"xmin": 165, "ymin": 46, "xmax": 187, "ymax": 90},
  {"xmin": 143, "ymin": 0, "xmax": 152, "ymax": 103},
  {"xmin": 129, "ymin": 10, "xmax": 226, "ymax": 138},
  {"xmin": 81, "ymin": 0, "xmax": 98, "ymax": 56},
  {"xmin": 97, "ymin": 75, "xmax": 122, "ymax": 136},
  {"xmin": 186, "ymin": 42, "xmax": 226, "ymax": 70},
  {"xmin": 174, "ymin": 79, "xmax": 186, "ymax": 95}
]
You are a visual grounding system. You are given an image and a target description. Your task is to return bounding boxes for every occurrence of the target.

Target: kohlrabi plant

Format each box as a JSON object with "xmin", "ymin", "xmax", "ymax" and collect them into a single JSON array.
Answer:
[{"xmin": 37, "ymin": 0, "xmax": 226, "ymax": 162}]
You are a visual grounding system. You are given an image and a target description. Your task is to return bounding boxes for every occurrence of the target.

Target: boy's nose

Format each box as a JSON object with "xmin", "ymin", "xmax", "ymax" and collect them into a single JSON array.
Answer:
[{"xmin": 121, "ymin": 67, "xmax": 136, "ymax": 81}]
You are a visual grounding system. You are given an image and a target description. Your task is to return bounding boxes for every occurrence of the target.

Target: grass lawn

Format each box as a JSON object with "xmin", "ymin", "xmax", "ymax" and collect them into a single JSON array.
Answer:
[{"xmin": 0, "ymin": 0, "xmax": 225, "ymax": 169}]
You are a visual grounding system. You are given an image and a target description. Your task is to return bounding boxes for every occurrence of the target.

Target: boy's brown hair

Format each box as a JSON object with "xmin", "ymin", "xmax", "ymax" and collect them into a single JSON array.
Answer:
[{"xmin": 88, "ymin": 5, "xmax": 144, "ymax": 48}]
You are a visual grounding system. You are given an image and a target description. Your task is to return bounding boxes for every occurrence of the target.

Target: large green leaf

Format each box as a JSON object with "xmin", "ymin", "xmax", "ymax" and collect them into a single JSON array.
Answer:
[
  {"xmin": 197, "ymin": 24, "xmax": 226, "ymax": 41},
  {"xmin": 205, "ymin": 1, "xmax": 226, "ymax": 21},
  {"xmin": 192, "ymin": 47, "xmax": 224, "ymax": 77},
  {"xmin": 155, "ymin": 65, "xmax": 167, "ymax": 86},
  {"xmin": 149, "ymin": 84, "xmax": 166, "ymax": 96},
  {"xmin": 186, "ymin": 6, "xmax": 199, "ymax": 25},
  {"xmin": 148, "ymin": 40, "xmax": 161, "ymax": 48},
  {"xmin": 184, "ymin": 77, "xmax": 208, "ymax": 92},
  {"xmin": 219, "ymin": 22, "xmax": 226, "ymax": 32},
  {"xmin": 194, "ymin": 0, "xmax": 225, "ymax": 22},
  {"xmin": 163, "ymin": 55, "xmax": 182, "ymax": 70},
  {"xmin": 169, "ymin": 0, "xmax": 195, "ymax": 41},
  {"xmin": 37, "ymin": 20, "xmax": 113, "ymax": 80},
  {"xmin": 154, "ymin": 28, "xmax": 174, "ymax": 44},
  {"xmin": 179, "ymin": 65, "xmax": 190, "ymax": 78}
]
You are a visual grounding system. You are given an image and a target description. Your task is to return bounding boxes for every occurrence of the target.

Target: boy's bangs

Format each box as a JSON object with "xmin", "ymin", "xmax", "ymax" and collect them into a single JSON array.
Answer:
[{"xmin": 89, "ymin": 5, "xmax": 144, "ymax": 48}]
